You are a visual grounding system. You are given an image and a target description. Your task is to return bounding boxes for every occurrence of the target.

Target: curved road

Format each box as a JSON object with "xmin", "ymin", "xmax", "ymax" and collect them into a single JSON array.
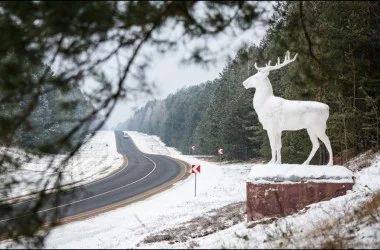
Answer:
[{"xmin": 0, "ymin": 131, "xmax": 188, "ymax": 231}]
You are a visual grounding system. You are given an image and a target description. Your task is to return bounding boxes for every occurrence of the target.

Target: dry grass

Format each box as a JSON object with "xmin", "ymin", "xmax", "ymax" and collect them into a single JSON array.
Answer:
[
  {"xmin": 282, "ymin": 191, "xmax": 380, "ymax": 249},
  {"xmin": 141, "ymin": 202, "xmax": 245, "ymax": 245},
  {"xmin": 344, "ymin": 148, "xmax": 378, "ymax": 172}
]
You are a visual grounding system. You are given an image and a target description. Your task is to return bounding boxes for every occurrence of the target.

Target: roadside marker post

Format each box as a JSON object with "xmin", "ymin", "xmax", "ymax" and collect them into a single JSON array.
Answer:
[
  {"xmin": 218, "ymin": 148, "xmax": 224, "ymax": 165},
  {"xmin": 191, "ymin": 164, "xmax": 201, "ymax": 197},
  {"xmin": 195, "ymin": 172, "xmax": 197, "ymax": 197},
  {"xmin": 190, "ymin": 145, "xmax": 196, "ymax": 155}
]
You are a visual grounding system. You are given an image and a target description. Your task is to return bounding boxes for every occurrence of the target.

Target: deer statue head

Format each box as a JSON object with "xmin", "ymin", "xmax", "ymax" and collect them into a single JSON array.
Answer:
[{"xmin": 243, "ymin": 51, "xmax": 298, "ymax": 90}]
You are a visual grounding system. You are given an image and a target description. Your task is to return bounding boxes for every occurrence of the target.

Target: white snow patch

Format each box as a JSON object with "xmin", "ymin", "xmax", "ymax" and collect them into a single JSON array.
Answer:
[
  {"xmin": 0, "ymin": 131, "xmax": 124, "ymax": 200},
  {"xmin": 126, "ymin": 131, "xmax": 182, "ymax": 156},
  {"xmin": 248, "ymin": 164, "xmax": 354, "ymax": 183}
]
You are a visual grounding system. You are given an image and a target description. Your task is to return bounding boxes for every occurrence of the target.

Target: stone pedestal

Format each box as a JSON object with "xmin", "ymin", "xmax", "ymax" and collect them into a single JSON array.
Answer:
[{"xmin": 246, "ymin": 164, "xmax": 354, "ymax": 222}]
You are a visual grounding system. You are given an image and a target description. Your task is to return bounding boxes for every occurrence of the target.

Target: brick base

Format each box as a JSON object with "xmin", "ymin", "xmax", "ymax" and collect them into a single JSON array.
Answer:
[{"xmin": 246, "ymin": 181, "xmax": 353, "ymax": 222}]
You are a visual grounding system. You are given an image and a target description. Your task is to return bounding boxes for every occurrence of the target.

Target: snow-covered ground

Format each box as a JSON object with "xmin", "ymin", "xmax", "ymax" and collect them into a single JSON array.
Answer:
[
  {"xmin": 0, "ymin": 131, "xmax": 124, "ymax": 200},
  {"xmin": 126, "ymin": 131, "xmax": 182, "ymax": 156},
  {"xmin": 248, "ymin": 163, "xmax": 354, "ymax": 183},
  {"xmin": 1, "ymin": 131, "xmax": 380, "ymax": 249}
]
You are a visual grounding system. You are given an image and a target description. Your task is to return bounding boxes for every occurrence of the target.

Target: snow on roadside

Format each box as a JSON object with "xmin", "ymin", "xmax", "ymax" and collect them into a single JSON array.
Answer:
[
  {"xmin": 181, "ymin": 154, "xmax": 380, "ymax": 249},
  {"xmin": 0, "ymin": 131, "xmax": 123, "ymax": 200},
  {"xmin": 126, "ymin": 131, "xmax": 182, "ymax": 156},
  {"xmin": 1, "ymin": 131, "xmax": 379, "ymax": 249},
  {"xmin": 0, "ymin": 131, "xmax": 250, "ymax": 249}
]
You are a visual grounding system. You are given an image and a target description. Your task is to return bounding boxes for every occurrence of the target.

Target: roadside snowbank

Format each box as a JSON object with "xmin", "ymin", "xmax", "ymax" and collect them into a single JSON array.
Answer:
[
  {"xmin": 0, "ymin": 131, "xmax": 123, "ymax": 200},
  {"xmin": 126, "ymin": 131, "xmax": 182, "ymax": 155}
]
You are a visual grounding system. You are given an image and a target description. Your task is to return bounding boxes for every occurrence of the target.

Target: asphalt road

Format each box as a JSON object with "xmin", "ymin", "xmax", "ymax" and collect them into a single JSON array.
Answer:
[{"xmin": 0, "ymin": 131, "xmax": 186, "ymax": 232}]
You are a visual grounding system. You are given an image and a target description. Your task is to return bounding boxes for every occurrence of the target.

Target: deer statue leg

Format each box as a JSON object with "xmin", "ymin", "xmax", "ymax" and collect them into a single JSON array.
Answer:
[
  {"xmin": 267, "ymin": 130, "xmax": 276, "ymax": 164},
  {"xmin": 303, "ymin": 129, "xmax": 320, "ymax": 165},
  {"xmin": 275, "ymin": 131, "xmax": 282, "ymax": 164},
  {"xmin": 315, "ymin": 130, "xmax": 333, "ymax": 166}
]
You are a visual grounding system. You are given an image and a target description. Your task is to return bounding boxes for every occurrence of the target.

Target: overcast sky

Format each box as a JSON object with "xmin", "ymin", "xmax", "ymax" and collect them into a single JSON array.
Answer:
[{"xmin": 105, "ymin": 2, "xmax": 274, "ymax": 129}]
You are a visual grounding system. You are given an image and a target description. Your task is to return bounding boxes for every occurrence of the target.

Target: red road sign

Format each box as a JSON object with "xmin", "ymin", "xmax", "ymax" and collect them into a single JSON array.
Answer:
[
  {"xmin": 218, "ymin": 148, "xmax": 224, "ymax": 155},
  {"xmin": 191, "ymin": 164, "xmax": 201, "ymax": 174},
  {"xmin": 191, "ymin": 145, "xmax": 196, "ymax": 151}
]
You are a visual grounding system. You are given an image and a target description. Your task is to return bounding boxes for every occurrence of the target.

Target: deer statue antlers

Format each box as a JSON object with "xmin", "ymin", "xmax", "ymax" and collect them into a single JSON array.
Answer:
[{"xmin": 254, "ymin": 51, "xmax": 298, "ymax": 72}]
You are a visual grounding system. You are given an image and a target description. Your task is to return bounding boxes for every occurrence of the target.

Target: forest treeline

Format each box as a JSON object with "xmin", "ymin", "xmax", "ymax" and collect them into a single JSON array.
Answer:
[
  {"xmin": 0, "ymin": 64, "xmax": 96, "ymax": 154},
  {"xmin": 117, "ymin": 1, "xmax": 380, "ymax": 164}
]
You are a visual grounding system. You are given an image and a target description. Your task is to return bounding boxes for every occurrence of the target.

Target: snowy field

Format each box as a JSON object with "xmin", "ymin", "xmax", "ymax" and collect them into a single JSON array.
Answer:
[
  {"xmin": 1, "ymin": 131, "xmax": 380, "ymax": 248},
  {"xmin": 0, "ymin": 131, "xmax": 124, "ymax": 201}
]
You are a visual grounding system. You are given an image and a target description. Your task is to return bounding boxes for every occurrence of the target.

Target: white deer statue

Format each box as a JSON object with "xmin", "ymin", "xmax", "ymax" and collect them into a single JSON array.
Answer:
[{"xmin": 243, "ymin": 51, "xmax": 333, "ymax": 165}]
